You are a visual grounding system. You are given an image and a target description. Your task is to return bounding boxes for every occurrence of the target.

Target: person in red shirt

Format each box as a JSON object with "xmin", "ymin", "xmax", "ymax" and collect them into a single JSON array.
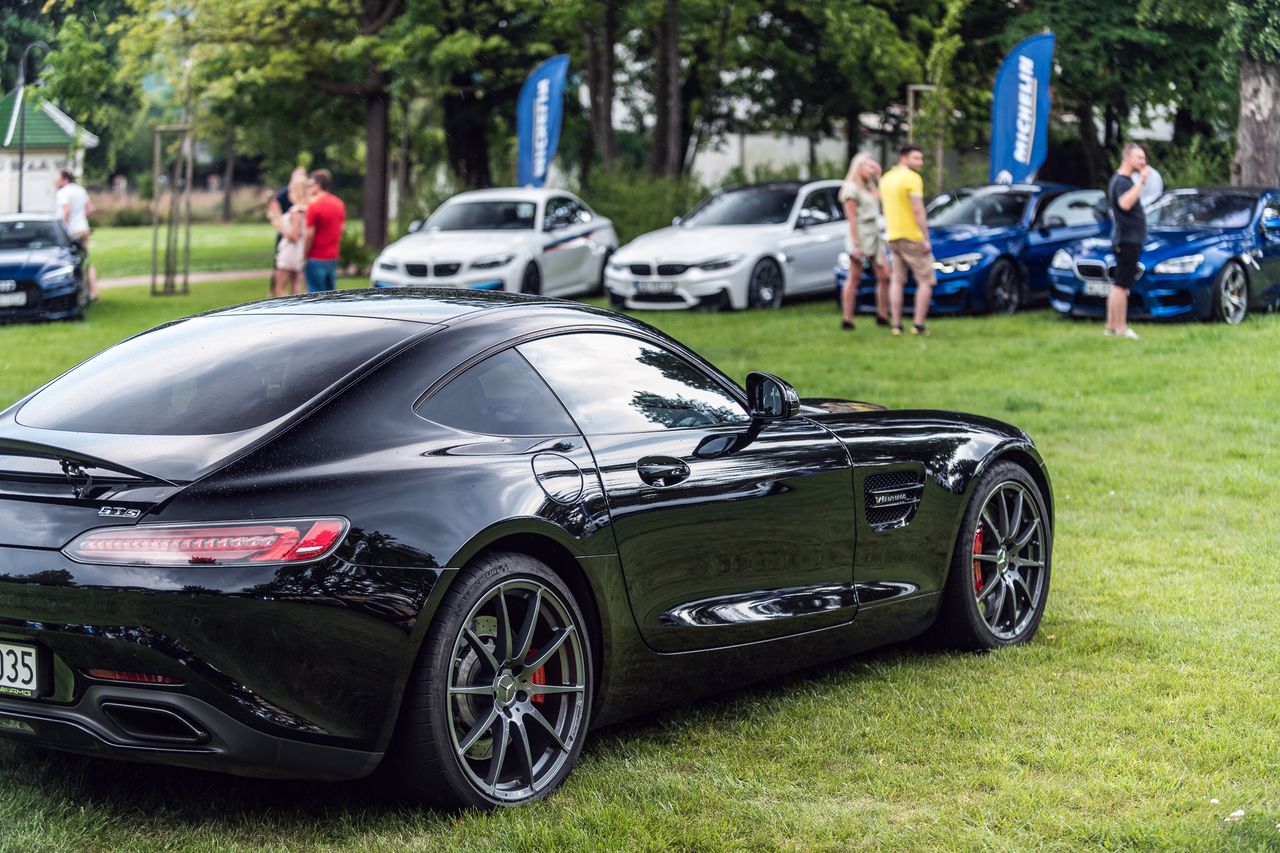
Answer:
[{"xmin": 303, "ymin": 169, "xmax": 346, "ymax": 292}]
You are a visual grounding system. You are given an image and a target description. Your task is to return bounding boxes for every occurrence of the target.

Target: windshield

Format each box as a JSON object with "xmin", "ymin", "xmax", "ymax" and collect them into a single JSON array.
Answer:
[
  {"xmin": 684, "ymin": 187, "xmax": 799, "ymax": 226},
  {"xmin": 427, "ymin": 200, "xmax": 536, "ymax": 231},
  {"xmin": 930, "ymin": 191, "xmax": 1030, "ymax": 228},
  {"xmin": 18, "ymin": 314, "xmax": 415, "ymax": 435},
  {"xmin": 0, "ymin": 220, "xmax": 66, "ymax": 251},
  {"xmin": 1146, "ymin": 193, "xmax": 1256, "ymax": 229}
]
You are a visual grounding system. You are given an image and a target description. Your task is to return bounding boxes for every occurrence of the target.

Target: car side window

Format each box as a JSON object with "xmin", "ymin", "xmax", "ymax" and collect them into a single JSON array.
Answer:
[
  {"xmin": 519, "ymin": 333, "xmax": 749, "ymax": 434},
  {"xmin": 416, "ymin": 349, "xmax": 579, "ymax": 436},
  {"xmin": 543, "ymin": 197, "xmax": 576, "ymax": 231},
  {"xmin": 1037, "ymin": 190, "xmax": 1105, "ymax": 228},
  {"xmin": 825, "ymin": 188, "xmax": 846, "ymax": 220},
  {"xmin": 798, "ymin": 190, "xmax": 836, "ymax": 226}
]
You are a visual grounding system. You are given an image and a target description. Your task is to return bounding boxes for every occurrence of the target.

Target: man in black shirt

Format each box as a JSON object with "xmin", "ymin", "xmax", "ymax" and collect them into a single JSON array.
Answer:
[{"xmin": 1106, "ymin": 143, "xmax": 1149, "ymax": 340}]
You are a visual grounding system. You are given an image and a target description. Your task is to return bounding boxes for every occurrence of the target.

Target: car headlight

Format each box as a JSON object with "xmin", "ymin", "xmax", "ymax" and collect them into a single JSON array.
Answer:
[
  {"xmin": 1051, "ymin": 250, "xmax": 1073, "ymax": 271},
  {"xmin": 607, "ymin": 259, "xmax": 627, "ymax": 271},
  {"xmin": 377, "ymin": 259, "xmax": 399, "ymax": 272},
  {"xmin": 40, "ymin": 265, "xmax": 76, "ymax": 284},
  {"xmin": 932, "ymin": 253, "xmax": 983, "ymax": 275},
  {"xmin": 837, "ymin": 252, "xmax": 851, "ymax": 271},
  {"xmin": 1151, "ymin": 254, "xmax": 1204, "ymax": 275},
  {"xmin": 470, "ymin": 254, "xmax": 515, "ymax": 270},
  {"xmin": 697, "ymin": 253, "xmax": 743, "ymax": 272}
]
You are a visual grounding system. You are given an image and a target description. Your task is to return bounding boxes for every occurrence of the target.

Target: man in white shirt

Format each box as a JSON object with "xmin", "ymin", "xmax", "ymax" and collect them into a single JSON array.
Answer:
[{"xmin": 55, "ymin": 170, "xmax": 97, "ymax": 299}]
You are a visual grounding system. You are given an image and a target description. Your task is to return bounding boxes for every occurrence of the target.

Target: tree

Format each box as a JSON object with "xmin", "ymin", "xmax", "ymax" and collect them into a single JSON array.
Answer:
[{"xmin": 1227, "ymin": 0, "xmax": 1280, "ymax": 185}]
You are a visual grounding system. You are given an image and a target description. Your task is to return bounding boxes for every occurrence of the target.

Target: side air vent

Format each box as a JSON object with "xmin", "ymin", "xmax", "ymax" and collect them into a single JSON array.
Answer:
[{"xmin": 864, "ymin": 470, "xmax": 925, "ymax": 532}]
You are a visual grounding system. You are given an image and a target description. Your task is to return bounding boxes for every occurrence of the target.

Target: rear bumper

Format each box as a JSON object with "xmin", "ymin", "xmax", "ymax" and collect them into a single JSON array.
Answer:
[{"xmin": 0, "ymin": 685, "xmax": 382, "ymax": 780}]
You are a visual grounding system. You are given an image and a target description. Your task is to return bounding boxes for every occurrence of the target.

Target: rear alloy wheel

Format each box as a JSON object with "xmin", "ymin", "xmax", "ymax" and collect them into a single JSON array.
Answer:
[
  {"xmin": 984, "ymin": 258, "xmax": 1023, "ymax": 314},
  {"xmin": 385, "ymin": 552, "xmax": 592, "ymax": 808},
  {"xmin": 934, "ymin": 461, "xmax": 1051, "ymax": 650},
  {"xmin": 747, "ymin": 258, "xmax": 784, "ymax": 309},
  {"xmin": 520, "ymin": 263, "xmax": 542, "ymax": 296},
  {"xmin": 1212, "ymin": 262, "xmax": 1248, "ymax": 324}
]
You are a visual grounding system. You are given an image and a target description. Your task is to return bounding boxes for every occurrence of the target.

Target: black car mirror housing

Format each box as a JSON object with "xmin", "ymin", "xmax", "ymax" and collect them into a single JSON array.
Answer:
[{"xmin": 746, "ymin": 372, "xmax": 800, "ymax": 421}]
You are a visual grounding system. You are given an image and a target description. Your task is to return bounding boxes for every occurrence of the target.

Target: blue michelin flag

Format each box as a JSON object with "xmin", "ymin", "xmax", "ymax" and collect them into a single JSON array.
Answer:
[
  {"xmin": 517, "ymin": 55, "xmax": 570, "ymax": 188},
  {"xmin": 989, "ymin": 32, "xmax": 1055, "ymax": 184}
]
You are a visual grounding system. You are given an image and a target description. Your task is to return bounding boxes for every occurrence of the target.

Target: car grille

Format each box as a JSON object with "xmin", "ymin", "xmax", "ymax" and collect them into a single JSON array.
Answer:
[
  {"xmin": 864, "ymin": 470, "xmax": 925, "ymax": 532},
  {"xmin": 434, "ymin": 263, "xmax": 461, "ymax": 277},
  {"xmin": 629, "ymin": 264, "xmax": 652, "ymax": 276},
  {"xmin": 656, "ymin": 263, "xmax": 689, "ymax": 276},
  {"xmin": 631, "ymin": 292, "xmax": 685, "ymax": 304},
  {"xmin": 1075, "ymin": 260, "xmax": 1145, "ymax": 283},
  {"xmin": 404, "ymin": 263, "xmax": 429, "ymax": 277}
]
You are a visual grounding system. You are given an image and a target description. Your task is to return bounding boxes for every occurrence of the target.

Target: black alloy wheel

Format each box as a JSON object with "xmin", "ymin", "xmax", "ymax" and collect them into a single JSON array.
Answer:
[
  {"xmin": 985, "ymin": 258, "xmax": 1024, "ymax": 314},
  {"xmin": 592, "ymin": 249, "xmax": 613, "ymax": 296},
  {"xmin": 520, "ymin": 263, "xmax": 542, "ymax": 296},
  {"xmin": 934, "ymin": 461, "xmax": 1051, "ymax": 650},
  {"xmin": 1212, "ymin": 261, "xmax": 1249, "ymax": 325},
  {"xmin": 384, "ymin": 552, "xmax": 592, "ymax": 808},
  {"xmin": 747, "ymin": 258, "xmax": 784, "ymax": 309}
]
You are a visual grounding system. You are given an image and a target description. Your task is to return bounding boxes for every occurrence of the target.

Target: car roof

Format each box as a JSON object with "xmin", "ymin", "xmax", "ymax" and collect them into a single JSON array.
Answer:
[
  {"xmin": 444, "ymin": 187, "xmax": 571, "ymax": 204},
  {"xmin": 0, "ymin": 212, "xmax": 60, "ymax": 223},
  {"xmin": 1163, "ymin": 186, "xmax": 1275, "ymax": 198}
]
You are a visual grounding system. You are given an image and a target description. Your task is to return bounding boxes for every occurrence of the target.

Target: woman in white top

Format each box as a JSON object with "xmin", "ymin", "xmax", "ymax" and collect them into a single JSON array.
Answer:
[
  {"xmin": 269, "ymin": 173, "xmax": 310, "ymax": 297},
  {"xmin": 837, "ymin": 153, "xmax": 889, "ymax": 330}
]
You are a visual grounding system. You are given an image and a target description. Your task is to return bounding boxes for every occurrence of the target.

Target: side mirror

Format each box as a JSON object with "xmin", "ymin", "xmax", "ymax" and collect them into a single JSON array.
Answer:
[
  {"xmin": 407, "ymin": 220, "xmax": 423, "ymax": 233},
  {"xmin": 746, "ymin": 372, "xmax": 800, "ymax": 421},
  {"xmin": 1044, "ymin": 215, "xmax": 1067, "ymax": 229},
  {"xmin": 796, "ymin": 215, "xmax": 817, "ymax": 230},
  {"xmin": 1262, "ymin": 207, "xmax": 1280, "ymax": 231},
  {"xmin": 672, "ymin": 215, "xmax": 683, "ymax": 227}
]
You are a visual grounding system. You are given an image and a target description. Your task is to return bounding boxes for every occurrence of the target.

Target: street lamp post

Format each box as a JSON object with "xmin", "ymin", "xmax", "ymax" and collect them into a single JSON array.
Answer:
[{"xmin": 16, "ymin": 40, "xmax": 50, "ymax": 213}]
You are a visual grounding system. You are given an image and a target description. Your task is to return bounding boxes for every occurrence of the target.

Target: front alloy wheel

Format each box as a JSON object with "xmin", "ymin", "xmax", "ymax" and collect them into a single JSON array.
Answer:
[
  {"xmin": 985, "ymin": 258, "xmax": 1023, "ymax": 314},
  {"xmin": 747, "ymin": 259, "xmax": 784, "ymax": 309},
  {"xmin": 1213, "ymin": 262, "xmax": 1248, "ymax": 324}
]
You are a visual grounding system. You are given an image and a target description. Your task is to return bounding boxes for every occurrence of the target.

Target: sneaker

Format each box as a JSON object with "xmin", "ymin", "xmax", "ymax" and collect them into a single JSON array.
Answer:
[
  {"xmin": 891, "ymin": 325, "xmax": 903, "ymax": 336},
  {"xmin": 1103, "ymin": 328, "xmax": 1115, "ymax": 337},
  {"xmin": 911, "ymin": 323, "xmax": 930, "ymax": 336},
  {"xmin": 1117, "ymin": 327, "xmax": 1140, "ymax": 339},
  {"xmin": 841, "ymin": 319, "xmax": 855, "ymax": 331},
  {"xmin": 876, "ymin": 315, "xmax": 891, "ymax": 327}
]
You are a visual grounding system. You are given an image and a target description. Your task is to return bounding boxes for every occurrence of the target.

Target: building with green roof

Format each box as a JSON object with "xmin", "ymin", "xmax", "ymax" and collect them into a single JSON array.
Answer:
[{"xmin": 0, "ymin": 88, "xmax": 99, "ymax": 214}]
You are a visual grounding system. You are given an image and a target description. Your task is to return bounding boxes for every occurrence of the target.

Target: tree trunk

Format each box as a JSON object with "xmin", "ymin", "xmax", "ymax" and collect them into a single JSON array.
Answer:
[
  {"xmin": 397, "ymin": 97, "xmax": 412, "ymax": 229},
  {"xmin": 584, "ymin": 0, "xmax": 618, "ymax": 168},
  {"xmin": 1077, "ymin": 100, "xmax": 1105, "ymax": 185},
  {"xmin": 662, "ymin": 0, "xmax": 682, "ymax": 177},
  {"xmin": 650, "ymin": 21, "xmax": 671, "ymax": 177},
  {"xmin": 1235, "ymin": 57, "xmax": 1280, "ymax": 186},
  {"xmin": 444, "ymin": 89, "xmax": 492, "ymax": 189},
  {"xmin": 846, "ymin": 107, "xmax": 861, "ymax": 164},
  {"xmin": 363, "ymin": 88, "xmax": 390, "ymax": 252},
  {"xmin": 221, "ymin": 127, "xmax": 235, "ymax": 223}
]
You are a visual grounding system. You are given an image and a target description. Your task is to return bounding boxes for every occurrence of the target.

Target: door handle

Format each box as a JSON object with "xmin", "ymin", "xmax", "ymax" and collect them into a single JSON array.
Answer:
[{"xmin": 636, "ymin": 456, "xmax": 690, "ymax": 487}]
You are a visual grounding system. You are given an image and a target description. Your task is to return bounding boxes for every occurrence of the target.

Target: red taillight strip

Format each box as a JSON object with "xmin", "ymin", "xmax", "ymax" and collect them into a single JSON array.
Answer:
[
  {"xmin": 63, "ymin": 518, "xmax": 349, "ymax": 567},
  {"xmin": 84, "ymin": 669, "xmax": 183, "ymax": 685}
]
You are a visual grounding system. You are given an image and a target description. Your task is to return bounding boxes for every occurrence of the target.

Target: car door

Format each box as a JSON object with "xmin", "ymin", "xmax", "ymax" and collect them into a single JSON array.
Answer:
[
  {"xmin": 519, "ymin": 331, "xmax": 856, "ymax": 653},
  {"xmin": 1025, "ymin": 190, "xmax": 1107, "ymax": 291},
  {"xmin": 1255, "ymin": 193, "xmax": 1280, "ymax": 305},
  {"xmin": 540, "ymin": 196, "xmax": 593, "ymax": 295},
  {"xmin": 780, "ymin": 188, "xmax": 845, "ymax": 293}
]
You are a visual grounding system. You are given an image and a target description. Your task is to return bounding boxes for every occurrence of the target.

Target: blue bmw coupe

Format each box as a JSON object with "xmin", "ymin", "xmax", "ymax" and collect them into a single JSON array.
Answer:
[
  {"xmin": 835, "ymin": 183, "xmax": 1109, "ymax": 314},
  {"xmin": 0, "ymin": 214, "xmax": 89, "ymax": 323},
  {"xmin": 1050, "ymin": 187, "xmax": 1280, "ymax": 324}
]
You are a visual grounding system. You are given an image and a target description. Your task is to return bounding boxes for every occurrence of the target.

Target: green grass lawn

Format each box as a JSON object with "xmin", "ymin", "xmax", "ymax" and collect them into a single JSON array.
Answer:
[
  {"xmin": 89, "ymin": 222, "xmax": 277, "ymax": 280},
  {"xmin": 1, "ymin": 282, "xmax": 1278, "ymax": 851}
]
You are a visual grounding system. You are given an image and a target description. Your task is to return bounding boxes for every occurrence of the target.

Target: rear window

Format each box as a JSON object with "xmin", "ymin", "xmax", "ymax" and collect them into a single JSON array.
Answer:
[{"xmin": 18, "ymin": 314, "xmax": 416, "ymax": 435}]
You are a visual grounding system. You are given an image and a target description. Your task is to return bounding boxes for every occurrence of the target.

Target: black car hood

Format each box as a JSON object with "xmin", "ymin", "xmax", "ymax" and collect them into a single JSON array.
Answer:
[
  {"xmin": 801, "ymin": 397, "xmax": 886, "ymax": 415},
  {"xmin": 0, "ymin": 246, "xmax": 66, "ymax": 273}
]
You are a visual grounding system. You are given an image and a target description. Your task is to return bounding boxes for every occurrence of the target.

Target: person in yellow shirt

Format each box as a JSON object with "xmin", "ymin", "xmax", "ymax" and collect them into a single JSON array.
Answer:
[{"xmin": 879, "ymin": 145, "xmax": 935, "ymax": 335}]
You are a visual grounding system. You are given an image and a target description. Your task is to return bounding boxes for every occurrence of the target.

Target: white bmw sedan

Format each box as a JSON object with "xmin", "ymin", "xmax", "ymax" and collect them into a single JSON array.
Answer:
[
  {"xmin": 371, "ymin": 188, "xmax": 617, "ymax": 297},
  {"xmin": 605, "ymin": 180, "xmax": 847, "ymax": 310}
]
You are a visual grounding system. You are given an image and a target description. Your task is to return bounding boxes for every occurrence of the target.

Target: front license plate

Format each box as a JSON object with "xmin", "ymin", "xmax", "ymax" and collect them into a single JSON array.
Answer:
[
  {"xmin": 635, "ymin": 280, "xmax": 677, "ymax": 294},
  {"xmin": 0, "ymin": 641, "xmax": 41, "ymax": 698},
  {"xmin": 1083, "ymin": 280, "xmax": 1111, "ymax": 298},
  {"xmin": 0, "ymin": 293, "xmax": 28, "ymax": 308}
]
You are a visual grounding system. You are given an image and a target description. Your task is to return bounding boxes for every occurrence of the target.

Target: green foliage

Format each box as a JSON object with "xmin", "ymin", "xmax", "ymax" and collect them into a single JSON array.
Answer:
[
  {"xmin": 573, "ymin": 170, "xmax": 709, "ymax": 244},
  {"xmin": 1226, "ymin": 0, "xmax": 1280, "ymax": 64},
  {"xmin": 339, "ymin": 225, "xmax": 373, "ymax": 274},
  {"xmin": 1148, "ymin": 136, "xmax": 1233, "ymax": 187}
]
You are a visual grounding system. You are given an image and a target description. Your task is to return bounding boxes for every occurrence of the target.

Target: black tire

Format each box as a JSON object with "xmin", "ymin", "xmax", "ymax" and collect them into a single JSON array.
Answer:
[
  {"xmin": 520, "ymin": 263, "xmax": 542, "ymax": 296},
  {"xmin": 984, "ymin": 258, "xmax": 1024, "ymax": 315},
  {"xmin": 747, "ymin": 258, "xmax": 784, "ymax": 309},
  {"xmin": 1211, "ymin": 261, "xmax": 1249, "ymax": 324},
  {"xmin": 590, "ymin": 249, "xmax": 613, "ymax": 297},
  {"xmin": 932, "ymin": 460, "xmax": 1051, "ymax": 651},
  {"xmin": 607, "ymin": 289, "xmax": 627, "ymax": 310},
  {"xmin": 383, "ymin": 552, "xmax": 593, "ymax": 809}
]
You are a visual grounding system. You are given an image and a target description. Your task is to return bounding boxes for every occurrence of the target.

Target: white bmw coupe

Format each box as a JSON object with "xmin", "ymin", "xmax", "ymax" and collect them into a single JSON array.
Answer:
[
  {"xmin": 605, "ymin": 180, "xmax": 847, "ymax": 310},
  {"xmin": 371, "ymin": 188, "xmax": 618, "ymax": 297}
]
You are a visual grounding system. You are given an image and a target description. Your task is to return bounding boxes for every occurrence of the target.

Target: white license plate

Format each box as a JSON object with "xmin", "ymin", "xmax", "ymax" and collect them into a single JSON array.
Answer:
[
  {"xmin": 0, "ymin": 292, "xmax": 28, "ymax": 308},
  {"xmin": 0, "ymin": 641, "xmax": 41, "ymax": 697},
  {"xmin": 635, "ymin": 280, "xmax": 677, "ymax": 294},
  {"xmin": 1083, "ymin": 281, "xmax": 1111, "ymax": 298}
]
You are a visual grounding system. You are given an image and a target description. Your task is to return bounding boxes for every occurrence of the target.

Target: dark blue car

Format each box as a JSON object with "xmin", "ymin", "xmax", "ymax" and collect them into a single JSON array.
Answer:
[
  {"xmin": 835, "ymin": 183, "xmax": 1108, "ymax": 314},
  {"xmin": 0, "ymin": 214, "xmax": 89, "ymax": 323},
  {"xmin": 1050, "ymin": 186, "xmax": 1280, "ymax": 324}
]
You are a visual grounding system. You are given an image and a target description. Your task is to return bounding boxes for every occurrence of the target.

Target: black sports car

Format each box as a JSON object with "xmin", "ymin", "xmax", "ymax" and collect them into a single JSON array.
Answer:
[
  {"xmin": 0, "ymin": 290, "xmax": 1053, "ymax": 808},
  {"xmin": 0, "ymin": 214, "xmax": 90, "ymax": 323}
]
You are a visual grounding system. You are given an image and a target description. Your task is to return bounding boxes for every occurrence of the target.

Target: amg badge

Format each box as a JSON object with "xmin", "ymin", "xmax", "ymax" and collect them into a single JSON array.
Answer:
[{"xmin": 98, "ymin": 507, "xmax": 141, "ymax": 519}]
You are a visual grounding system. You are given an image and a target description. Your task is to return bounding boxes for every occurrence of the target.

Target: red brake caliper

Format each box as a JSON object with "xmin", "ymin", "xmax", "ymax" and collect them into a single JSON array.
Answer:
[
  {"xmin": 526, "ymin": 648, "xmax": 546, "ymax": 703},
  {"xmin": 972, "ymin": 525, "xmax": 985, "ymax": 593}
]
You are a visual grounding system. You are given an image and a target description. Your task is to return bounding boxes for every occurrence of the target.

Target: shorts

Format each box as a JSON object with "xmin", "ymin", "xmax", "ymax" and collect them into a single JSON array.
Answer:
[
  {"xmin": 305, "ymin": 259, "xmax": 338, "ymax": 293},
  {"xmin": 889, "ymin": 239, "xmax": 937, "ymax": 288},
  {"xmin": 1113, "ymin": 243, "xmax": 1141, "ymax": 289}
]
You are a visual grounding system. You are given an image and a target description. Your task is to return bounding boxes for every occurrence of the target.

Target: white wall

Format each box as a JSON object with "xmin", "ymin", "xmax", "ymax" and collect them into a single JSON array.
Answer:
[
  {"xmin": 690, "ymin": 132, "xmax": 878, "ymax": 185},
  {"xmin": 0, "ymin": 150, "xmax": 77, "ymax": 214}
]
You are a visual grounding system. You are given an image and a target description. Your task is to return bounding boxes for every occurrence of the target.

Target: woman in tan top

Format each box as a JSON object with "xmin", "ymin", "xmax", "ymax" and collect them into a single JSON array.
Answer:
[
  {"xmin": 838, "ymin": 153, "xmax": 889, "ymax": 330},
  {"xmin": 269, "ymin": 173, "xmax": 310, "ymax": 297}
]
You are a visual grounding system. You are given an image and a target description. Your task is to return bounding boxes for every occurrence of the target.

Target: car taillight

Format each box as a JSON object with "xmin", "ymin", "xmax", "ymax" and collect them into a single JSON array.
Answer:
[
  {"xmin": 84, "ymin": 669, "xmax": 183, "ymax": 685},
  {"xmin": 63, "ymin": 518, "xmax": 348, "ymax": 567}
]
